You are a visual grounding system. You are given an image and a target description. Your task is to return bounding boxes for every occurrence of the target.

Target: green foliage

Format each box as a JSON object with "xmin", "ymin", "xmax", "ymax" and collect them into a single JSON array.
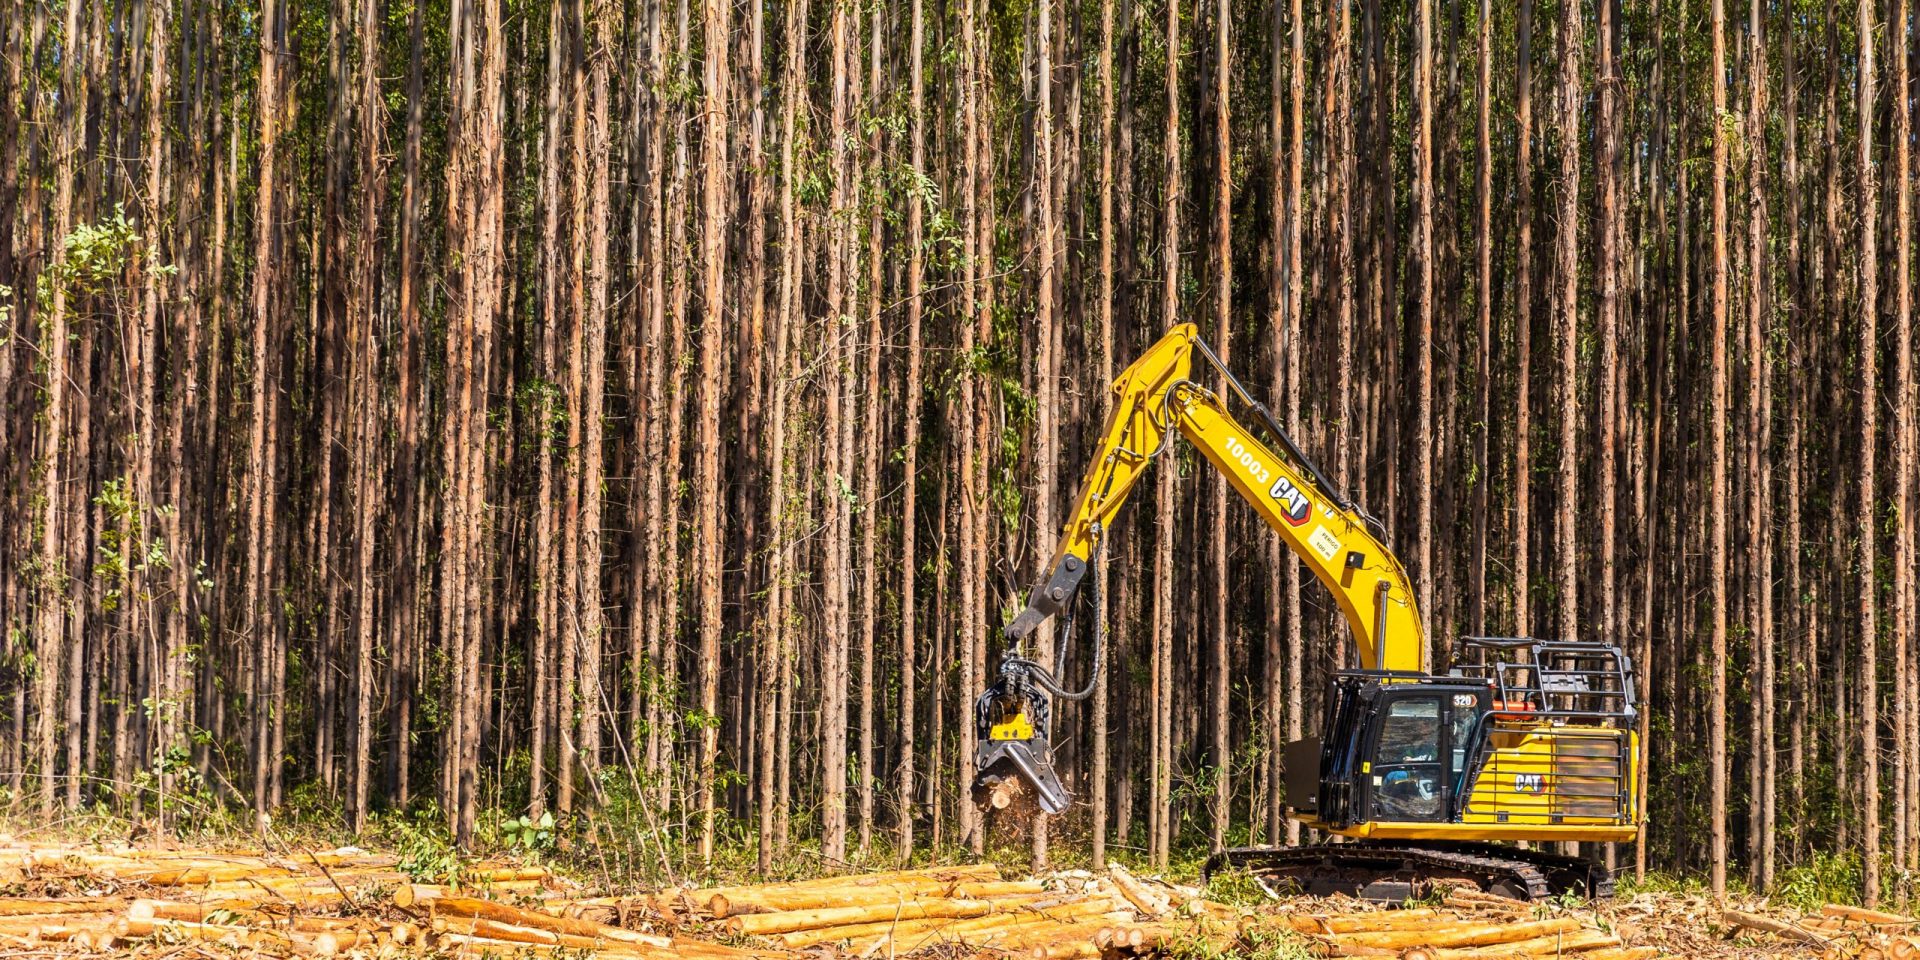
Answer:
[
  {"xmin": 385, "ymin": 805, "xmax": 467, "ymax": 884},
  {"xmin": 36, "ymin": 206, "xmax": 155, "ymax": 314},
  {"xmin": 1774, "ymin": 850, "xmax": 1863, "ymax": 911},
  {"xmin": 92, "ymin": 478, "xmax": 174, "ymax": 614},
  {"xmin": 1200, "ymin": 868, "xmax": 1272, "ymax": 908},
  {"xmin": 499, "ymin": 811, "xmax": 557, "ymax": 855},
  {"xmin": 1534, "ymin": 889, "xmax": 1590, "ymax": 918},
  {"xmin": 202, "ymin": 907, "xmax": 246, "ymax": 926},
  {"xmin": 517, "ymin": 378, "xmax": 568, "ymax": 445},
  {"xmin": 1172, "ymin": 918, "xmax": 1315, "ymax": 960}
]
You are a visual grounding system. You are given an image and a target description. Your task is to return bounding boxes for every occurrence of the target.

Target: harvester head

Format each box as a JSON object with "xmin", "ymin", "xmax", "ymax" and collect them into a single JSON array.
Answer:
[{"xmin": 971, "ymin": 655, "xmax": 1070, "ymax": 815}]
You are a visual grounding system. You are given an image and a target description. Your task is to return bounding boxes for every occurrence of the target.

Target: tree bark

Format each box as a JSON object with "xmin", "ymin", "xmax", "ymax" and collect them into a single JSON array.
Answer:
[
  {"xmin": 821, "ymin": 0, "xmax": 852, "ymax": 863},
  {"xmin": 1708, "ymin": 0, "xmax": 1731, "ymax": 901},
  {"xmin": 349, "ymin": 0, "xmax": 384, "ymax": 832},
  {"xmin": 246, "ymin": 0, "xmax": 282, "ymax": 830},
  {"xmin": 1470, "ymin": 0, "xmax": 1491, "ymax": 640},
  {"xmin": 1154, "ymin": 0, "xmax": 1181, "ymax": 869},
  {"xmin": 1414, "ymin": 0, "xmax": 1434, "ymax": 665},
  {"xmin": 1856, "ymin": 0, "xmax": 1881, "ymax": 906},
  {"xmin": 898, "ymin": 0, "xmax": 926, "ymax": 863},
  {"xmin": 1092, "ymin": 0, "xmax": 1116, "ymax": 868},
  {"xmin": 1745, "ymin": 0, "xmax": 1775, "ymax": 889},
  {"xmin": 1512, "ymin": 0, "xmax": 1533, "ymax": 638},
  {"xmin": 1552, "ymin": 0, "xmax": 1580, "ymax": 643},
  {"xmin": 1891, "ymin": 0, "xmax": 1916, "ymax": 880},
  {"xmin": 858, "ymin": 0, "xmax": 884, "ymax": 863},
  {"xmin": 1208, "ymin": 0, "xmax": 1232, "ymax": 854}
]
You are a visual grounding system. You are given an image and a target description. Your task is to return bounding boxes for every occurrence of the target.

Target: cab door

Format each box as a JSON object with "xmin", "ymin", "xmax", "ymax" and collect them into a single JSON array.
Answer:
[{"xmin": 1369, "ymin": 694, "xmax": 1447, "ymax": 822}]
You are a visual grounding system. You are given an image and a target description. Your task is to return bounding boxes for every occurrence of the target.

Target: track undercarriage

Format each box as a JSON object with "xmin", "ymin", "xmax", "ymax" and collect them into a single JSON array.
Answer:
[{"xmin": 1203, "ymin": 841, "xmax": 1615, "ymax": 903}]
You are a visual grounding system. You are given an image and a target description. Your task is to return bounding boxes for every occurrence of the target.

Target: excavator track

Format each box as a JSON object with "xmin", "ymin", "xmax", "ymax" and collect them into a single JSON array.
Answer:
[{"xmin": 1203, "ymin": 841, "xmax": 1614, "ymax": 903}]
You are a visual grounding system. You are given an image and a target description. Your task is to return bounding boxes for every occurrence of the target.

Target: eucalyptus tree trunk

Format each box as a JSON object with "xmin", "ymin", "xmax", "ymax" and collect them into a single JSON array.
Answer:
[
  {"xmin": 1707, "ymin": 0, "xmax": 1730, "ymax": 901},
  {"xmin": 1855, "ymin": 0, "xmax": 1881, "ymax": 907}
]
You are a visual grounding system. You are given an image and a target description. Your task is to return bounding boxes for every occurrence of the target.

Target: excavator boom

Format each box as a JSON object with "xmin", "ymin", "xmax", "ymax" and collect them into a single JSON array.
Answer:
[{"xmin": 1001, "ymin": 323, "xmax": 1424, "ymax": 672}]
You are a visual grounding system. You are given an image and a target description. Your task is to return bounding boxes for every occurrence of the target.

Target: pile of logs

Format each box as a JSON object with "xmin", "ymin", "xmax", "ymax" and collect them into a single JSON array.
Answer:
[
  {"xmin": 1252, "ymin": 887, "xmax": 1666, "ymax": 960},
  {"xmin": 0, "ymin": 842, "xmax": 1707, "ymax": 958},
  {"xmin": 0, "ymin": 843, "xmax": 594, "ymax": 956},
  {"xmin": 590, "ymin": 863, "xmax": 1131, "ymax": 959},
  {"xmin": 1726, "ymin": 902, "xmax": 1920, "ymax": 958}
]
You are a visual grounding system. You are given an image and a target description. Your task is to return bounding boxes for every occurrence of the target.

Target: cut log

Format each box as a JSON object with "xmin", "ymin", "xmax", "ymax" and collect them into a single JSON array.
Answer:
[
  {"xmin": 309, "ymin": 928, "xmax": 365, "ymax": 955},
  {"xmin": 1316, "ymin": 943, "xmax": 1400, "ymax": 957},
  {"xmin": 839, "ymin": 904, "xmax": 1129, "ymax": 954},
  {"xmin": 431, "ymin": 895, "xmax": 671, "ymax": 946},
  {"xmin": 556, "ymin": 896, "xmax": 675, "ymax": 926},
  {"xmin": 1418, "ymin": 929, "xmax": 1620, "ymax": 959},
  {"xmin": 700, "ymin": 864, "xmax": 998, "ymax": 901},
  {"xmin": 434, "ymin": 914, "xmax": 621, "ymax": 950},
  {"xmin": 723, "ymin": 897, "xmax": 995, "ymax": 935},
  {"xmin": 0, "ymin": 897, "xmax": 123, "ymax": 916},
  {"xmin": 1277, "ymin": 908, "xmax": 1444, "ymax": 936},
  {"xmin": 959, "ymin": 880, "xmax": 1049, "ymax": 898},
  {"xmin": 127, "ymin": 898, "xmax": 296, "ymax": 922},
  {"xmin": 712, "ymin": 884, "xmax": 1030, "ymax": 918},
  {"xmin": 1097, "ymin": 922, "xmax": 1173, "ymax": 950},
  {"xmin": 1574, "ymin": 948, "xmax": 1661, "ymax": 960},
  {"xmin": 706, "ymin": 866, "xmax": 1004, "ymax": 916},
  {"xmin": 111, "ymin": 917, "xmax": 326, "ymax": 953},
  {"xmin": 1724, "ymin": 909, "xmax": 1830, "ymax": 944},
  {"xmin": 137, "ymin": 864, "xmax": 303, "ymax": 885},
  {"xmin": 430, "ymin": 931, "xmax": 661, "ymax": 958},
  {"xmin": 1027, "ymin": 937, "xmax": 1104, "ymax": 959},
  {"xmin": 1827, "ymin": 905, "xmax": 1920, "ymax": 926},
  {"xmin": 1106, "ymin": 863, "xmax": 1171, "ymax": 918},
  {"xmin": 784, "ymin": 913, "xmax": 971, "ymax": 949},
  {"xmin": 989, "ymin": 918, "xmax": 1116, "ymax": 948},
  {"xmin": 29, "ymin": 922, "xmax": 113, "ymax": 942},
  {"xmin": 1331, "ymin": 917, "xmax": 1581, "ymax": 950},
  {"xmin": 394, "ymin": 879, "xmax": 553, "ymax": 907}
]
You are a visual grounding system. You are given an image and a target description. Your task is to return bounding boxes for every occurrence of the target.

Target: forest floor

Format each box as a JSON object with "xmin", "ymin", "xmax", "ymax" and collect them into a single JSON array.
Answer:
[{"xmin": 0, "ymin": 833, "xmax": 1883, "ymax": 959}]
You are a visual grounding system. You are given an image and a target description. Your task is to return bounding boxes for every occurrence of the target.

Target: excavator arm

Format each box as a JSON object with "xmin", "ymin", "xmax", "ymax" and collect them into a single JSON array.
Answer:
[{"xmin": 975, "ymin": 324, "xmax": 1426, "ymax": 814}]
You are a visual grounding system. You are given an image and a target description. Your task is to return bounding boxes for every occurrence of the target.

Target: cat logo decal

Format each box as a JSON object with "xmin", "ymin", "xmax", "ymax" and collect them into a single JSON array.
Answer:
[{"xmin": 1268, "ymin": 476, "xmax": 1311, "ymax": 526}]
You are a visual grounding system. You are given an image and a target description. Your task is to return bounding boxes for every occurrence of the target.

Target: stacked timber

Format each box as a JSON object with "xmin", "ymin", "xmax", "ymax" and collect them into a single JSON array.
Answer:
[
  {"xmin": 1725, "ymin": 902, "xmax": 1920, "ymax": 959},
  {"xmin": 0, "ymin": 843, "xmax": 1705, "ymax": 959},
  {"xmin": 579, "ymin": 863, "xmax": 1135, "ymax": 958},
  {"xmin": 0, "ymin": 843, "xmax": 558, "ymax": 904}
]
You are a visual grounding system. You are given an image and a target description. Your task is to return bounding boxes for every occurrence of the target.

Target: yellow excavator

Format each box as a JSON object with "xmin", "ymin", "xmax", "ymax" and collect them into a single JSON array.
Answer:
[{"xmin": 973, "ymin": 324, "xmax": 1641, "ymax": 901}]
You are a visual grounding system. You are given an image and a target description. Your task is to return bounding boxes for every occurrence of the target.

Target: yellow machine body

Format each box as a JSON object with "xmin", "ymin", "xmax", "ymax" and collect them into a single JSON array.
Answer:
[{"xmin": 1300, "ymin": 722, "xmax": 1642, "ymax": 844}]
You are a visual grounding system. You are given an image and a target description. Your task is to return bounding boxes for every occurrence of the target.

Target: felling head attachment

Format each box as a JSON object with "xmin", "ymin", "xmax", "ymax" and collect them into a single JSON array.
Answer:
[{"xmin": 971, "ymin": 653, "xmax": 1070, "ymax": 815}]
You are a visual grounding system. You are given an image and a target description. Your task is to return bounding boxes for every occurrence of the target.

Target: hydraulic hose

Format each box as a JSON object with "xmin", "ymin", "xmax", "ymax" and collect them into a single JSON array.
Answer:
[{"xmin": 1037, "ymin": 537, "xmax": 1105, "ymax": 702}]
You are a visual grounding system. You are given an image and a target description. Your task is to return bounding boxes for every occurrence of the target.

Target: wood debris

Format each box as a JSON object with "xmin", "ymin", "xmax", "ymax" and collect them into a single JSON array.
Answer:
[
  {"xmin": 1740, "ymin": 902, "xmax": 1920, "ymax": 959},
  {"xmin": 0, "ymin": 843, "xmax": 1782, "ymax": 959}
]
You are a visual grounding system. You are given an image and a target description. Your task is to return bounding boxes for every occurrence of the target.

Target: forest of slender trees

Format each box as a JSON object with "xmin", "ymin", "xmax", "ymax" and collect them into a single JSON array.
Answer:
[{"xmin": 2, "ymin": 0, "xmax": 1919, "ymax": 904}]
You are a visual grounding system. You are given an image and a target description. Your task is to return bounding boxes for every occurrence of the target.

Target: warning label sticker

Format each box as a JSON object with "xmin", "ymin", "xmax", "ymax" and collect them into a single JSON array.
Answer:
[{"xmin": 1308, "ymin": 526, "xmax": 1341, "ymax": 563}]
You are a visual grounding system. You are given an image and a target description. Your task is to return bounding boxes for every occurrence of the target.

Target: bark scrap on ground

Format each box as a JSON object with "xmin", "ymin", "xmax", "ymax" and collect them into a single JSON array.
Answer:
[{"xmin": 0, "ymin": 840, "xmax": 1883, "ymax": 958}]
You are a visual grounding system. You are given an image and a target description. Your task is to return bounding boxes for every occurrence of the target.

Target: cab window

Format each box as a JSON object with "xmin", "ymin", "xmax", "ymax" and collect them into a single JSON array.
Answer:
[{"xmin": 1372, "ymin": 696, "xmax": 1443, "ymax": 821}]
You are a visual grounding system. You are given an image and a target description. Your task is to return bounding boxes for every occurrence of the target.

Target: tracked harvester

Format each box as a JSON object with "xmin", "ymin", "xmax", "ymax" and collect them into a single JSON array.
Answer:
[{"xmin": 972, "ymin": 324, "xmax": 1641, "ymax": 902}]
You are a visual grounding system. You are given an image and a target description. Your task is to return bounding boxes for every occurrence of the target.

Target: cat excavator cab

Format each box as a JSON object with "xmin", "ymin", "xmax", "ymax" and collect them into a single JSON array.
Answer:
[{"xmin": 972, "ymin": 324, "xmax": 1641, "ymax": 902}]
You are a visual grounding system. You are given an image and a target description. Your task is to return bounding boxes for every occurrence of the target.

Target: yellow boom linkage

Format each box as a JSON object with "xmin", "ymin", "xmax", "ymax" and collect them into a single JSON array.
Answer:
[{"xmin": 1002, "ymin": 322, "xmax": 1425, "ymax": 672}]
